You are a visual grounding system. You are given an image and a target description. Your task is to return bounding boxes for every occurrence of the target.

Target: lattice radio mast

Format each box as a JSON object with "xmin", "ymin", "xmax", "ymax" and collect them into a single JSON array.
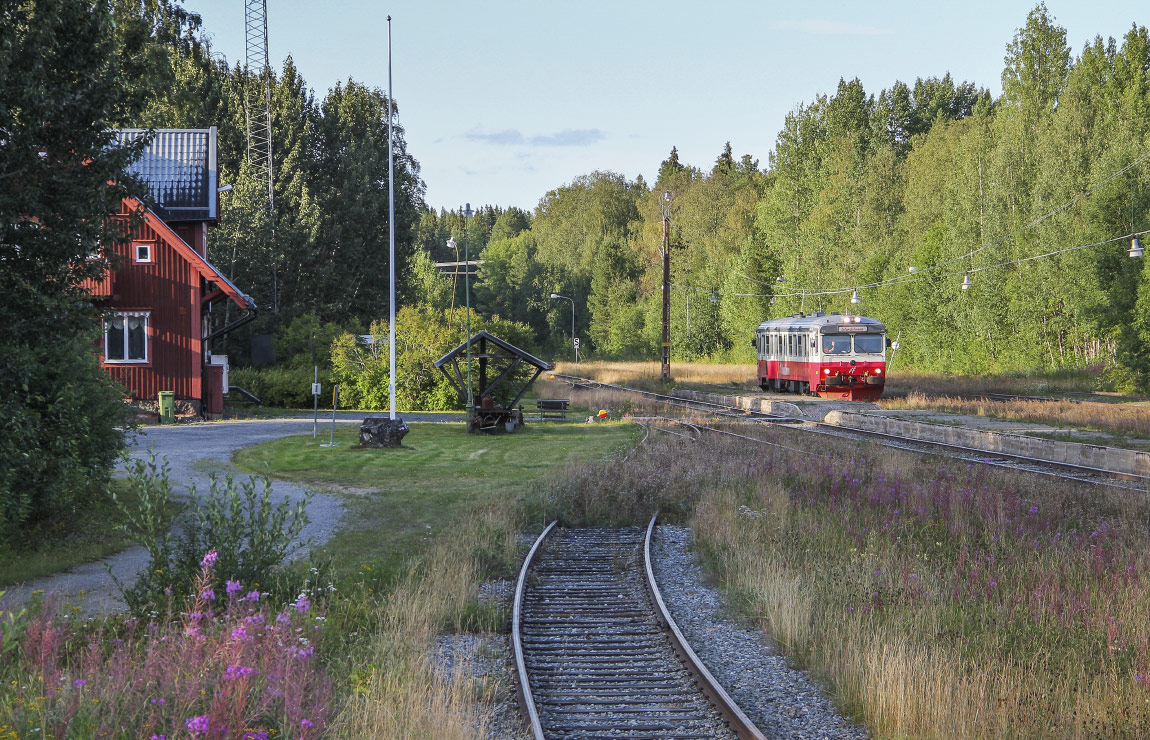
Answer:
[{"xmin": 244, "ymin": 0, "xmax": 277, "ymax": 311}]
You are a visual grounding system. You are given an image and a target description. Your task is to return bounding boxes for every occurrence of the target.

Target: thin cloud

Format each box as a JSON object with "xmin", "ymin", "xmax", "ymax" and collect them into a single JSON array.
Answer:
[
  {"xmin": 772, "ymin": 19, "xmax": 892, "ymax": 36},
  {"xmin": 529, "ymin": 129, "xmax": 606, "ymax": 147},
  {"xmin": 464, "ymin": 127, "xmax": 606, "ymax": 147},
  {"xmin": 465, "ymin": 128, "xmax": 526, "ymax": 145}
]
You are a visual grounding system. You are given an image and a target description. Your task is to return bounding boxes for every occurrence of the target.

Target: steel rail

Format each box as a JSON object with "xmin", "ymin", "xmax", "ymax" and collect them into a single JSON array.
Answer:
[
  {"xmin": 642, "ymin": 515, "xmax": 767, "ymax": 740},
  {"xmin": 513, "ymin": 519, "xmax": 767, "ymax": 739},
  {"xmin": 512, "ymin": 520, "xmax": 557, "ymax": 740},
  {"xmin": 557, "ymin": 373, "xmax": 1150, "ymax": 488}
]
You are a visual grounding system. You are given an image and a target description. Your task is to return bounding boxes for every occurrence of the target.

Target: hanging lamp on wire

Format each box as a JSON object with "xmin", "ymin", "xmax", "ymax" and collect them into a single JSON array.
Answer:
[
  {"xmin": 961, "ymin": 273, "xmax": 972, "ymax": 290},
  {"xmin": 850, "ymin": 289, "xmax": 860, "ymax": 304},
  {"xmin": 1131, "ymin": 182, "xmax": 1143, "ymax": 258}
]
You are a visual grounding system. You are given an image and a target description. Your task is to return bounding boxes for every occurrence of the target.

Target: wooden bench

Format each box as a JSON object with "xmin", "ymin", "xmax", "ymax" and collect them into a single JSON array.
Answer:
[{"xmin": 536, "ymin": 398, "xmax": 570, "ymax": 420}]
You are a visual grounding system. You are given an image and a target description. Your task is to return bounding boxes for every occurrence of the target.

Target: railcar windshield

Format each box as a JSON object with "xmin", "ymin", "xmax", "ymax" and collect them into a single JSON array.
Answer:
[
  {"xmin": 853, "ymin": 334, "xmax": 885, "ymax": 354},
  {"xmin": 822, "ymin": 335, "xmax": 851, "ymax": 354}
]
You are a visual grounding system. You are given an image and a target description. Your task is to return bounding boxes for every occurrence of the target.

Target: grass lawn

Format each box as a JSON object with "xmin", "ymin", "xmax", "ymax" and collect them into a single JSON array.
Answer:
[{"xmin": 232, "ymin": 420, "xmax": 640, "ymax": 584}]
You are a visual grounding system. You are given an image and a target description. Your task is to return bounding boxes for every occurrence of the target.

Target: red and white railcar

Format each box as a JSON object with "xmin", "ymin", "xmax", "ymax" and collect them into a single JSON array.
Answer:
[{"xmin": 753, "ymin": 312, "xmax": 888, "ymax": 401}]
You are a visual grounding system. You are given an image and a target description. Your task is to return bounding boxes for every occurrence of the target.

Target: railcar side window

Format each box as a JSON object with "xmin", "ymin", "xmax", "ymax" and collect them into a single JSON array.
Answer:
[
  {"xmin": 822, "ymin": 335, "xmax": 850, "ymax": 355},
  {"xmin": 854, "ymin": 334, "xmax": 884, "ymax": 354}
]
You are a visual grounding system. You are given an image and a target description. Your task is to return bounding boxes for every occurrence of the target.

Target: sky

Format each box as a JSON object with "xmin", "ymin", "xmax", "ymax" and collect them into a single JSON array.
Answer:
[{"xmin": 183, "ymin": 0, "xmax": 1147, "ymax": 214}]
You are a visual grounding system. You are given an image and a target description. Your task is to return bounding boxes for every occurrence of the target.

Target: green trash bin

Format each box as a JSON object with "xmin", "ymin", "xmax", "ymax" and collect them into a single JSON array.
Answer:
[{"xmin": 158, "ymin": 391, "xmax": 175, "ymax": 424}]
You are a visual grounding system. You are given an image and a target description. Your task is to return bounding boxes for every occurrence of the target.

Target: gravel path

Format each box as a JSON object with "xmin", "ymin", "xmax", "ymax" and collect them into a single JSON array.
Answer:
[{"xmin": 0, "ymin": 412, "xmax": 454, "ymax": 617}]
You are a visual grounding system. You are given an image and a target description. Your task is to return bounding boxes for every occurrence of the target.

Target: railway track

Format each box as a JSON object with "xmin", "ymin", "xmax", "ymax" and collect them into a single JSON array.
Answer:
[
  {"xmin": 554, "ymin": 373, "xmax": 1150, "ymax": 491},
  {"xmin": 513, "ymin": 517, "xmax": 764, "ymax": 740}
]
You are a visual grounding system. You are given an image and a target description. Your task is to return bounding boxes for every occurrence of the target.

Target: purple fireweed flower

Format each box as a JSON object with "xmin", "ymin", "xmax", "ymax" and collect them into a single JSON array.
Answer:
[
  {"xmin": 873, "ymin": 570, "xmax": 882, "ymax": 576},
  {"xmin": 151, "ymin": 697, "xmax": 166, "ymax": 704},
  {"xmin": 226, "ymin": 580, "xmax": 243, "ymax": 595},
  {"xmin": 186, "ymin": 715, "xmax": 211, "ymax": 734},
  {"xmin": 1136, "ymin": 675, "xmax": 1145, "ymax": 682},
  {"xmin": 201, "ymin": 550, "xmax": 218, "ymax": 568},
  {"xmin": 72, "ymin": 679, "xmax": 86, "ymax": 688},
  {"xmin": 189, "ymin": 611, "xmax": 203, "ymax": 622},
  {"xmin": 201, "ymin": 588, "xmax": 216, "ymax": 601},
  {"xmin": 294, "ymin": 596, "xmax": 311, "ymax": 613},
  {"xmin": 151, "ymin": 736, "xmax": 166, "ymax": 740},
  {"xmin": 242, "ymin": 733, "xmax": 269, "ymax": 740},
  {"xmin": 231, "ymin": 626, "xmax": 249, "ymax": 641},
  {"xmin": 244, "ymin": 614, "xmax": 266, "ymax": 626},
  {"xmin": 909, "ymin": 574, "xmax": 918, "ymax": 579},
  {"xmin": 245, "ymin": 591, "xmax": 261, "ymax": 602},
  {"xmin": 224, "ymin": 665, "xmax": 255, "ymax": 680},
  {"xmin": 300, "ymin": 719, "xmax": 314, "ymax": 729},
  {"xmin": 1029, "ymin": 506, "xmax": 1039, "ymax": 514},
  {"xmin": 276, "ymin": 611, "xmax": 291, "ymax": 624}
]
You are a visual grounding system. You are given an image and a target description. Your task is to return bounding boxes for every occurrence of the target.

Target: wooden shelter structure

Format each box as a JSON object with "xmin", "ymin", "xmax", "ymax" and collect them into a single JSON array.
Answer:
[{"xmin": 433, "ymin": 331, "xmax": 554, "ymax": 432}]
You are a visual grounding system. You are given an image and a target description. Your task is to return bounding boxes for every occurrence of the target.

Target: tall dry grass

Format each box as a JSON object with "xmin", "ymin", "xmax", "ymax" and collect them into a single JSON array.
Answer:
[
  {"xmin": 331, "ymin": 504, "xmax": 521, "ymax": 739},
  {"xmin": 544, "ymin": 426, "xmax": 1150, "ymax": 739},
  {"xmin": 554, "ymin": 361, "xmax": 755, "ymax": 389},
  {"xmin": 882, "ymin": 392, "xmax": 1150, "ymax": 440}
]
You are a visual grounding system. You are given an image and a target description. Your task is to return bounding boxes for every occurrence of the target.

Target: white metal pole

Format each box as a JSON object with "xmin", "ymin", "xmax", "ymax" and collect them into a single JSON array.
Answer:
[{"xmin": 386, "ymin": 15, "xmax": 397, "ymax": 422}]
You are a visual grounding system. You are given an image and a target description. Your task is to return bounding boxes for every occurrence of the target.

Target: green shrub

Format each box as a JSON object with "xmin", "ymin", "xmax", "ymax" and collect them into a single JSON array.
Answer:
[
  {"xmin": 331, "ymin": 305, "xmax": 541, "ymax": 411},
  {"xmin": 0, "ymin": 338, "xmax": 129, "ymax": 546},
  {"xmin": 229, "ymin": 366, "xmax": 330, "ymax": 408},
  {"xmin": 113, "ymin": 453, "xmax": 311, "ymax": 615}
]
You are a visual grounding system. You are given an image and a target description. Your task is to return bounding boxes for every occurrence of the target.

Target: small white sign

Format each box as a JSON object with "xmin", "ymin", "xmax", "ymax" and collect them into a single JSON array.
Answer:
[
  {"xmin": 311, "ymin": 383, "xmax": 322, "ymax": 396},
  {"xmin": 573, "ymin": 337, "xmax": 581, "ymax": 348}
]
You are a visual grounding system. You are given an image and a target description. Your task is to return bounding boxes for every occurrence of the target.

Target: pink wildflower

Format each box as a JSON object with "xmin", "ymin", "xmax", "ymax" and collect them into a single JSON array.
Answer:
[
  {"xmin": 186, "ymin": 715, "xmax": 210, "ymax": 734},
  {"xmin": 226, "ymin": 580, "xmax": 243, "ymax": 595},
  {"xmin": 201, "ymin": 550, "xmax": 218, "ymax": 568},
  {"xmin": 294, "ymin": 596, "xmax": 311, "ymax": 613},
  {"xmin": 245, "ymin": 591, "xmax": 261, "ymax": 602}
]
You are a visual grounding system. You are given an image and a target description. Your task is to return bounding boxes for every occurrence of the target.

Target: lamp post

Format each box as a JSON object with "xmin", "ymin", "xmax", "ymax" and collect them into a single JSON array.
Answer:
[
  {"xmin": 550, "ymin": 293, "xmax": 577, "ymax": 364},
  {"xmin": 447, "ymin": 202, "xmax": 476, "ymax": 422}
]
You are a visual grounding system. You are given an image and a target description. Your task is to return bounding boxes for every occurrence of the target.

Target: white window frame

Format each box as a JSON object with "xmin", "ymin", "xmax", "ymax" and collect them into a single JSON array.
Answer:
[
  {"xmin": 134, "ymin": 242, "xmax": 153, "ymax": 263},
  {"xmin": 104, "ymin": 311, "xmax": 150, "ymax": 364}
]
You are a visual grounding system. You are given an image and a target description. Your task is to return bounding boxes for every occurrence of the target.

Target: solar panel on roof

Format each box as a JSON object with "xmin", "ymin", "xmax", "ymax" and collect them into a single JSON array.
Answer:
[{"xmin": 114, "ymin": 128, "xmax": 218, "ymax": 222}]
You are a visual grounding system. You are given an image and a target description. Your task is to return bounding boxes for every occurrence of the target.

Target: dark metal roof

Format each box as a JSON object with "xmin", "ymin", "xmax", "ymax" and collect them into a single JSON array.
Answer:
[
  {"xmin": 434, "ymin": 331, "xmax": 553, "ymax": 371},
  {"xmin": 115, "ymin": 128, "xmax": 218, "ymax": 222}
]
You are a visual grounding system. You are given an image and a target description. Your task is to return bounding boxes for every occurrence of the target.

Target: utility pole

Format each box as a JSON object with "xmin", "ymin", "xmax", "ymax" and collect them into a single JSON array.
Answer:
[{"xmin": 661, "ymin": 191, "xmax": 671, "ymax": 382}]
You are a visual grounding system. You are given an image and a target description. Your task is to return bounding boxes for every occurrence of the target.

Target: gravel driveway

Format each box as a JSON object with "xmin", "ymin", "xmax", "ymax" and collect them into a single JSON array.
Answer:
[{"xmin": 0, "ymin": 412, "xmax": 454, "ymax": 616}]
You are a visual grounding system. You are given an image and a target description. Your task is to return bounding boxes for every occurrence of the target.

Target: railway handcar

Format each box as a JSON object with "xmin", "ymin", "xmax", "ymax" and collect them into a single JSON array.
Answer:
[{"xmin": 752, "ymin": 312, "xmax": 889, "ymax": 401}]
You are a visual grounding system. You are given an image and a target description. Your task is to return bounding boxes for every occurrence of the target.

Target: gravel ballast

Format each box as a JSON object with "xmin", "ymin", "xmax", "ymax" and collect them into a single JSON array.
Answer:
[
  {"xmin": 653, "ymin": 524, "xmax": 869, "ymax": 740},
  {"xmin": 442, "ymin": 525, "xmax": 868, "ymax": 739}
]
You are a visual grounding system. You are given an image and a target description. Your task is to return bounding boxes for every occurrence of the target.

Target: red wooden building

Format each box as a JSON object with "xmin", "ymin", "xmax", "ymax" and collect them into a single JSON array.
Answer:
[{"xmin": 82, "ymin": 128, "xmax": 256, "ymax": 416}]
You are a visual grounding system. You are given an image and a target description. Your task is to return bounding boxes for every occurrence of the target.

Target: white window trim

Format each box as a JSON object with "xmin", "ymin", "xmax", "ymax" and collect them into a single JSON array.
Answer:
[
  {"xmin": 134, "ymin": 242, "xmax": 152, "ymax": 263},
  {"xmin": 104, "ymin": 310, "xmax": 150, "ymax": 364}
]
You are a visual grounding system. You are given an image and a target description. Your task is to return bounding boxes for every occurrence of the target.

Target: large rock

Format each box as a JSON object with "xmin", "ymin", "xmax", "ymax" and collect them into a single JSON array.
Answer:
[{"xmin": 359, "ymin": 417, "xmax": 409, "ymax": 448}]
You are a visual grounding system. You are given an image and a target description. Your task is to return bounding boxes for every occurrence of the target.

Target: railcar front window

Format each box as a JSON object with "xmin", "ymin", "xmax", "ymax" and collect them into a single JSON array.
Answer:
[
  {"xmin": 822, "ymin": 335, "xmax": 850, "ymax": 354},
  {"xmin": 854, "ymin": 334, "xmax": 884, "ymax": 354}
]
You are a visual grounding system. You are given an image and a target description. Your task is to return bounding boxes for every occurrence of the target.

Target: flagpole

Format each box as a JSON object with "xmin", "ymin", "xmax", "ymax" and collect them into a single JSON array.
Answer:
[{"xmin": 386, "ymin": 15, "xmax": 397, "ymax": 421}]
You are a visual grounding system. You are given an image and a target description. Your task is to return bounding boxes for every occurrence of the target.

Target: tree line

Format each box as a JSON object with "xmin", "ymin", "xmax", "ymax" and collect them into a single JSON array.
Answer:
[{"xmin": 448, "ymin": 5, "xmax": 1150, "ymax": 384}]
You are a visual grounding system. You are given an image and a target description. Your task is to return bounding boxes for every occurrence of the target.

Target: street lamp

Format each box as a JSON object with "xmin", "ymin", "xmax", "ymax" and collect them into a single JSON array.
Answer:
[
  {"xmin": 447, "ymin": 202, "xmax": 476, "ymax": 420},
  {"xmin": 550, "ymin": 292, "xmax": 577, "ymax": 364}
]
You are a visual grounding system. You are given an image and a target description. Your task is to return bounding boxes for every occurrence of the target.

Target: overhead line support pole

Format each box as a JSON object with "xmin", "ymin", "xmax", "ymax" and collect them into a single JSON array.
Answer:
[{"xmin": 661, "ymin": 193, "xmax": 671, "ymax": 382}]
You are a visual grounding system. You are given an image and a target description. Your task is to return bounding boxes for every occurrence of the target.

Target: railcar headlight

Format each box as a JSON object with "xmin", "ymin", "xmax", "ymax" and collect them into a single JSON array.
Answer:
[
  {"xmin": 824, "ymin": 368, "xmax": 832, "ymax": 375},
  {"xmin": 875, "ymin": 368, "xmax": 883, "ymax": 374}
]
